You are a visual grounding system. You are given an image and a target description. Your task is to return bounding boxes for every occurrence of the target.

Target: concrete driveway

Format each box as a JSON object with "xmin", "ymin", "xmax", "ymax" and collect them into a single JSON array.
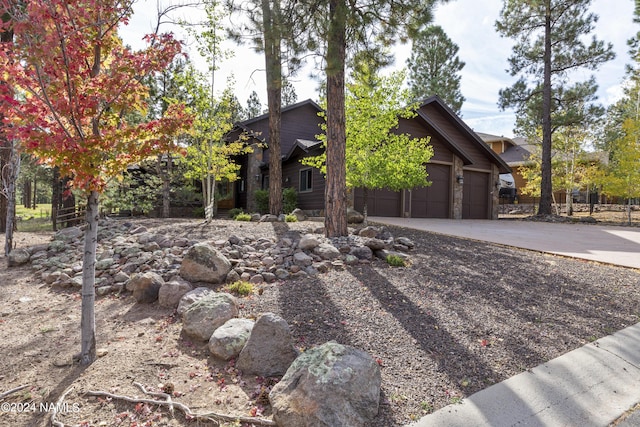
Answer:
[{"xmin": 369, "ymin": 217, "xmax": 640, "ymax": 270}]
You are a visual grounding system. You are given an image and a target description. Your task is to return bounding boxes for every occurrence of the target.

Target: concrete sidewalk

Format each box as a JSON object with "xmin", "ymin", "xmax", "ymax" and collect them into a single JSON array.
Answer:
[
  {"xmin": 369, "ymin": 217, "xmax": 640, "ymax": 269},
  {"xmin": 406, "ymin": 322, "xmax": 640, "ymax": 427},
  {"xmin": 367, "ymin": 218, "xmax": 640, "ymax": 426}
]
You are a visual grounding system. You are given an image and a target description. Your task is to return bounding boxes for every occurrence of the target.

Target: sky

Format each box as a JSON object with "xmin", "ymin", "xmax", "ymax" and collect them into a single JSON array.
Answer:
[{"xmin": 122, "ymin": 0, "xmax": 637, "ymax": 139}]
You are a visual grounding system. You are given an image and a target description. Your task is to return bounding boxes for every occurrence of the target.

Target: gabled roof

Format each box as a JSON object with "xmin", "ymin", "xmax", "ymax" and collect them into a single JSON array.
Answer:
[
  {"xmin": 417, "ymin": 96, "xmax": 512, "ymax": 174},
  {"xmin": 283, "ymin": 139, "xmax": 323, "ymax": 161},
  {"xmin": 500, "ymin": 144, "xmax": 533, "ymax": 166},
  {"xmin": 239, "ymin": 99, "xmax": 323, "ymax": 128}
]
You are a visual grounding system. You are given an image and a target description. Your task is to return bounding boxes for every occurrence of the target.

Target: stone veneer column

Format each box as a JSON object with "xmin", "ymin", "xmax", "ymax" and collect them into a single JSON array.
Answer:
[
  {"xmin": 452, "ymin": 156, "xmax": 464, "ymax": 219},
  {"xmin": 490, "ymin": 164, "xmax": 500, "ymax": 220},
  {"xmin": 246, "ymin": 144, "xmax": 263, "ymax": 213}
]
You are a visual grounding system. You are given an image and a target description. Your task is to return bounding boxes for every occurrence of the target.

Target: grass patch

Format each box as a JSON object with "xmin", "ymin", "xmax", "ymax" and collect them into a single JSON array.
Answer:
[
  {"xmin": 13, "ymin": 204, "xmax": 54, "ymax": 232},
  {"xmin": 386, "ymin": 254, "xmax": 407, "ymax": 267},
  {"xmin": 226, "ymin": 280, "xmax": 254, "ymax": 296},
  {"xmin": 234, "ymin": 213, "xmax": 252, "ymax": 222},
  {"xmin": 284, "ymin": 214, "xmax": 298, "ymax": 222}
]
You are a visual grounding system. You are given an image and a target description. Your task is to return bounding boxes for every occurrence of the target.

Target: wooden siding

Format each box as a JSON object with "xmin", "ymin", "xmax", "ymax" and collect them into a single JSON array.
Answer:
[
  {"xmin": 420, "ymin": 104, "xmax": 492, "ymax": 170},
  {"xmin": 253, "ymin": 103, "xmax": 324, "ymax": 164},
  {"xmin": 397, "ymin": 116, "xmax": 453, "ymax": 163},
  {"xmin": 282, "ymin": 151, "xmax": 325, "ymax": 211}
]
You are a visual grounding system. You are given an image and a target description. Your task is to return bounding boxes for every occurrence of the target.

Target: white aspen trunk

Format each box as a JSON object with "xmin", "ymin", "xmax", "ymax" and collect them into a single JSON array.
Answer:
[
  {"xmin": 79, "ymin": 190, "xmax": 99, "ymax": 365},
  {"xmin": 204, "ymin": 173, "xmax": 215, "ymax": 222}
]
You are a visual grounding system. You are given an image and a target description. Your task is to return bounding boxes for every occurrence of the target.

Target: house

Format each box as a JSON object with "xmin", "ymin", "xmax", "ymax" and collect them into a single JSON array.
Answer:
[
  {"xmin": 478, "ymin": 133, "xmax": 537, "ymax": 204},
  {"xmin": 480, "ymin": 133, "xmax": 612, "ymax": 206},
  {"xmin": 225, "ymin": 96, "xmax": 511, "ymax": 219}
]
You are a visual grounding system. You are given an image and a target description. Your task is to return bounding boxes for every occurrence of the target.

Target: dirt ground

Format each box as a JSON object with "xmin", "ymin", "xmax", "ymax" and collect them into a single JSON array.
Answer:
[{"xmin": 1, "ymin": 218, "xmax": 639, "ymax": 427}]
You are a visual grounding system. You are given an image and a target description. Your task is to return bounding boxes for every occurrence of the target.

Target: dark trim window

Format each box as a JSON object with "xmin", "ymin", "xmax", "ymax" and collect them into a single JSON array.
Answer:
[{"xmin": 299, "ymin": 168, "xmax": 312, "ymax": 192}]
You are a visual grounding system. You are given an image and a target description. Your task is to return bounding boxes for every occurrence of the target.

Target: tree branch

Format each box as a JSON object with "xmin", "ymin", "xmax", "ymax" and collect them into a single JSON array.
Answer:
[
  {"xmin": 85, "ymin": 382, "xmax": 276, "ymax": 426},
  {"xmin": 0, "ymin": 384, "xmax": 29, "ymax": 400}
]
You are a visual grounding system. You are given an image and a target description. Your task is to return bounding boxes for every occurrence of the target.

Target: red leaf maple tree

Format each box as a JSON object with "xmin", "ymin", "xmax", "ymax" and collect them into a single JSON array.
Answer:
[{"xmin": 0, "ymin": 0, "xmax": 192, "ymax": 364}]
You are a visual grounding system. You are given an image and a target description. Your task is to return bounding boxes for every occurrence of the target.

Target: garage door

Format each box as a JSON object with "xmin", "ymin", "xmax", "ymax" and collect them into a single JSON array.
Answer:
[
  {"xmin": 354, "ymin": 188, "xmax": 401, "ymax": 217},
  {"xmin": 462, "ymin": 171, "xmax": 489, "ymax": 219},
  {"xmin": 411, "ymin": 164, "xmax": 450, "ymax": 218}
]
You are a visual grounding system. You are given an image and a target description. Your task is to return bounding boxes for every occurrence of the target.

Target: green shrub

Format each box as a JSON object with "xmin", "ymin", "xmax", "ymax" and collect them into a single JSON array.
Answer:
[
  {"xmin": 284, "ymin": 213, "xmax": 298, "ymax": 222},
  {"xmin": 282, "ymin": 187, "xmax": 298, "ymax": 213},
  {"xmin": 386, "ymin": 254, "xmax": 406, "ymax": 267},
  {"xmin": 228, "ymin": 208, "xmax": 244, "ymax": 219},
  {"xmin": 254, "ymin": 189, "xmax": 269, "ymax": 214},
  {"xmin": 234, "ymin": 213, "xmax": 252, "ymax": 221},
  {"xmin": 226, "ymin": 280, "xmax": 254, "ymax": 296}
]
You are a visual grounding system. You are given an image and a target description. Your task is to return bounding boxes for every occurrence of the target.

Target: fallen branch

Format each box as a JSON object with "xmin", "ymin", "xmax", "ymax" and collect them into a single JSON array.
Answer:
[
  {"xmin": 50, "ymin": 385, "xmax": 74, "ymax": 427},
  {"xmin": 133, "ymin": 382, "xmax": 174, "ymax": 417},
  {"xmin": 0, "ymin": 384, "xmax": 29, "ymax": 400},
  {"xmin": 85, "ymin": 383, "xmax": 276, "ymax": 426}
]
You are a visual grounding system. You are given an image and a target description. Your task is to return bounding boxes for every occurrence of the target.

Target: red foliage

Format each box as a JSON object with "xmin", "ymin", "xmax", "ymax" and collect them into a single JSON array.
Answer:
[{"xmin": 0, "ymin": 0, "xmax": 192, "ymax": 193}]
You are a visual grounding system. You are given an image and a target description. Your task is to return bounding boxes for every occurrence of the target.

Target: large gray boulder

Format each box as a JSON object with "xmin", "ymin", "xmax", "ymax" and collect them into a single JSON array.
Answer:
[
  {"xmin": 346, "ymin": 208, "xmax": 364, "ymax": 224},
  {"xmin": 208, "ymin": 318, "xmax": 255, "ymax": 360},
  {"xmin": 269, "ymin": 341, "xmax": 381, "ymax": 427},
  {"xmin": 54, "ymin": 226, "xmax": 83, "ymax": 241},
  {"xmin": 236, "ymin": 313, "xmax": 298, "ymax": 377},
  {"xmin": 7, "ymin": 248, "xmax": 30, "ymax": 267},
  {"xmin": 180, "ymin": 243, "xmax": 231, "ymax": 284},
  {"xmin": 177, "ymin": 287, "xmax": 214, "ymax": 316},
  {"xmin": 298, "ymin": 235, "xmax": 320, "ymax": 251},
  {"xmin": 182, "ymin": 292, "xmax": 238, "ymax": 341},
  {"xmin": 126, "ymin": 272, "xmax": 165, "ymax": 303},
  {"xmin": 158, "ymin": 278, "xmax": 193, "ymax": 308}
]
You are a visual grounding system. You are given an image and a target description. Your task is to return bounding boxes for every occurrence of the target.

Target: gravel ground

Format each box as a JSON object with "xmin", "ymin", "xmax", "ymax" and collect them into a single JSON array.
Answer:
[
  {"xmin": 234, "ymin": 221, "xmax": 640, "ymax": 425},
  {"xmin": 2, "ymin": 218, "xmax": 639, "ymax": 426}
]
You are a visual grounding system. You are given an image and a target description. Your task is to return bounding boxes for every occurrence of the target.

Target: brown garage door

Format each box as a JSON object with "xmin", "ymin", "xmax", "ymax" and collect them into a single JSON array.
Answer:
[
  {"xmin": 354, "ymin": 188, "xmax": 401, "ymax": 217},
  {"xmin": 411, "ymin": 164, "xmax": 450, "ymax": 218},
  {"xmin": 462, "ymin": 171, "xmax": 489, "ymax": 219}
]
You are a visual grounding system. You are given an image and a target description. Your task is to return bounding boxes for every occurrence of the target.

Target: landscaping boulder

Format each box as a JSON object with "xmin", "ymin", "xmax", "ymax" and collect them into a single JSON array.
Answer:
[
  {"xmin": 182, "ymin": 292, "xmax": 238, "ymax": 341},
  {"xmin": 126, "ymin": 272, "xmax": 165, "ymax": 303},
  {"xmin": 346, "ymin": 208, "xmax": 364, "ymax": 224},
  {"xmin": 7, "ymin": 248, "xmax": 30, "ymax": 267},
  {"xmin": 314, "ymin": 243, "xmax": 341, "ymax": 260},
  {"xmin": 158, "ymin": 278, "xmax": 193, "ymax": 308},
  {"xmin": 208, "ymin": 318, "xmax": 255, "ymax": 360},
  {"xmin": 350, "ymin": 245, "xmax": 373, "ymax": 260},
  {"xmin": 293, "ymin": 252, "xmax": 313, "ymax": 267},
  {"xmin": 180, "ymin": 243, "xmax": 231, "ymax": 284},
  {"xmin": 237, "ymin": 312, "xmax": 298, "ymax": 377},
  {"xmin": 358, "ymin": 226, "xmax": 378, "ymax": 238},
  {"xmin": 54, "ymin": 226, "xmax": 83, "ymax": 241},
  {"xmin": 269, "ymin": 341, "xmax": 381, "ymax": 427},
  {"xmin": 298, "ymin": 234, "xmax": 320, "ymax": 251},
  {"xmin": 290, "ymin": 208, "xmax": 308, "ymax": 221},
  {"xmin": 177, "ymin": 287, "xmax": 214, "ymax": 316}
]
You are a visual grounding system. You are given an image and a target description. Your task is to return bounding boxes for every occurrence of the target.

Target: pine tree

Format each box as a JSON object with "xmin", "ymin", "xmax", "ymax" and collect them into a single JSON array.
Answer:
[
  {"xmin": 246, "ymin": 90, "xmax": 263, "ymax": 119},
  {"xmin": 496, "ymin": 0, "xmax": 614, "ymax": 215},
  {"xmin": 293, "ymin": 0, "xmax": 440, "ymax": 237},
  {"xmin": 407, "ymin": 25, "xmax": 465, "ymax": 115}
]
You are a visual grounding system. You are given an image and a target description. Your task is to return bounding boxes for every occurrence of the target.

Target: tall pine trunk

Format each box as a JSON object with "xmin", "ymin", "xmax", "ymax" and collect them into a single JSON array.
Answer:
[
  {"xmin": 324, "ymin": 0, "xmax": 348, "ymax": 237},
  {"xmin": 263, "ymin": 0, "xmax": 283, "ymax": 216},
  {"xmin": 539, "ymin": 0, "xmax": 553, "ymax": 216},
  {"xmin": 79, "ymin": 190, "xmax": 99, "ymax": 365}
]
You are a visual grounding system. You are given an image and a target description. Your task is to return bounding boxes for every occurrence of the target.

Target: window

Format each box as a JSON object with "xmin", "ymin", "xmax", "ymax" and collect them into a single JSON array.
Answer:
[{"xmin": 299, "ymin": 169, "xmax": 312, "ymax": 192}]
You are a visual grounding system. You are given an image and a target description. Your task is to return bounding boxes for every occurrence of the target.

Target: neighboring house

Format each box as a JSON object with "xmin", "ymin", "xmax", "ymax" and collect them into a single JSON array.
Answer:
[
  {"xmin": 478, "ymin": 133, "xmax": 537, "ymax": 204},
  {"xmin": 480, "ymin": 133, "xmax": 611, "ymax": 205},
  {"xmin": 225, "ymin": 96, "xmax": 511, "ymax": 220}
]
